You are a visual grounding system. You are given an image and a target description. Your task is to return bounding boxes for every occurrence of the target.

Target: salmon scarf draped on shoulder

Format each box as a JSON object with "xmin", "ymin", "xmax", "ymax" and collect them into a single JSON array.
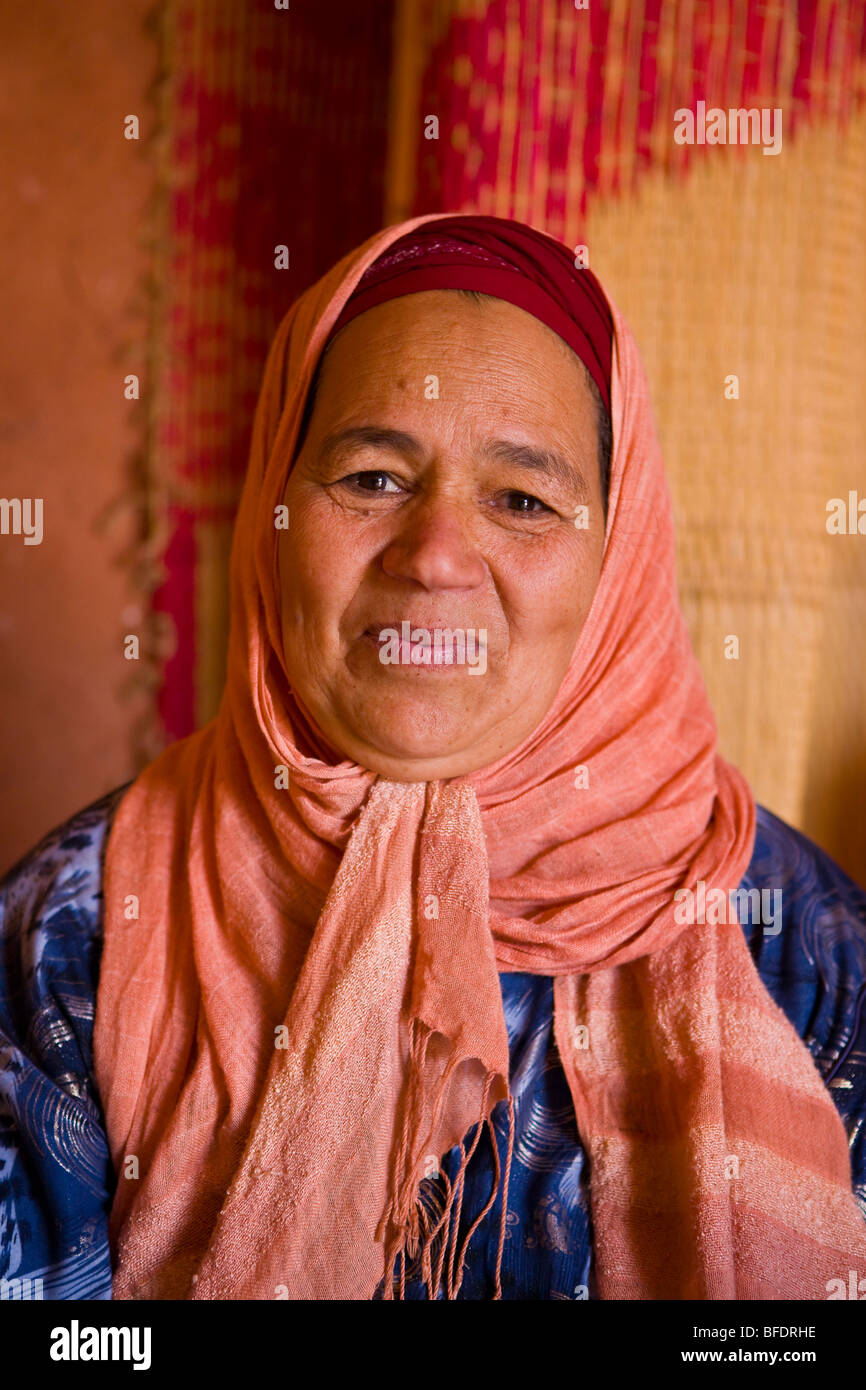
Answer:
[{"xmin": 93, "ymin": 213, "xmax": 866, "ymax": 1301}]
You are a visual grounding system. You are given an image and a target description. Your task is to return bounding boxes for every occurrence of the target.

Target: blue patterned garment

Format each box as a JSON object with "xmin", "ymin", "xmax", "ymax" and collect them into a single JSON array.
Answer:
[{"xmin": 1, "ymin": 790, "xmax": 864, "ymax": 1300}]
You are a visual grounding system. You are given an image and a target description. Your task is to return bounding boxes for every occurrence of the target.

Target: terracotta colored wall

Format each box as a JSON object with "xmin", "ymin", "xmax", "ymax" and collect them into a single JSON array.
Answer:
[{"xmin": 0, "ymin": 3, "xmax": 157, "ymax": 874}]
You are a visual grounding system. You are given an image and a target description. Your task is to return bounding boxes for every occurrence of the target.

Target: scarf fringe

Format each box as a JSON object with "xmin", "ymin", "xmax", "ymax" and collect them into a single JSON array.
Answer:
[{"xmin": 378, "ymin": 1017, "xmax": 515, "ymax": 1300}]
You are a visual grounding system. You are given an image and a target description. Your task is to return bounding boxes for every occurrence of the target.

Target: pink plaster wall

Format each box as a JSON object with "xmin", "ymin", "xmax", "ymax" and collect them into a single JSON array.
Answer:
[{"xmin": 0, "ymin": 2, "xmax": 157, "ymax": 873}]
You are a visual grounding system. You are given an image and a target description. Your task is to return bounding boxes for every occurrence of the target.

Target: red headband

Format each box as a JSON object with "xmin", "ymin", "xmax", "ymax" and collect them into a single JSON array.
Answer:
[{"xmin": 326, "ymin": 214, "xmax": 614, "ymax": 415}]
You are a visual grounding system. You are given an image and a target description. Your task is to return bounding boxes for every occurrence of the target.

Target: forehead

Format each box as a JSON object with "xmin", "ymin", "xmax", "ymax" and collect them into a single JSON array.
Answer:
[
  {"xmin": 326, "ymin": 288, "xmax": 580, "ymax": 359},
  {"xmin": 314, "ymin": 289, "xmax": 596, "ymax": 422}
]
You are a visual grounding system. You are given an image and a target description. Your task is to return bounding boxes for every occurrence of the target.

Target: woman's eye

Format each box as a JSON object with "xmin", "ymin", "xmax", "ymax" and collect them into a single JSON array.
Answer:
[
  {"xmin": 502, "ymin": 491, "xmax": 552, "ymax": 515},
  {"xmin": 335, "ymin": 475, "xmax": 553, "ymax": 514},
  {"xmin": 341, "ymin": 470, "xmax": 402, "ymax": 494}
]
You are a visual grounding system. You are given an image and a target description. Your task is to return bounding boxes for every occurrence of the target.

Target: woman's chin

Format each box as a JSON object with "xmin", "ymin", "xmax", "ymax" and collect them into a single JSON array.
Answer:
[{"xmin": 336, "ymin": 717, "xmax": 491, "ymax": 780}]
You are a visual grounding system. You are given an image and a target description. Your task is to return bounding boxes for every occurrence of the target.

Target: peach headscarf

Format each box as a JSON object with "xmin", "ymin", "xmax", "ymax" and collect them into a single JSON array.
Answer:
[{"xmin": 93, "ymin": 213, "xmax": 866, "ymax": 1300}]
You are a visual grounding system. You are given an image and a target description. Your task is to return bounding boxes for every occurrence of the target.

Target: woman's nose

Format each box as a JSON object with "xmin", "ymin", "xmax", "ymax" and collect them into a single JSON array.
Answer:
[{"xmin": 380, "ymin": 501, "xmax": 487, "ymax": 591}]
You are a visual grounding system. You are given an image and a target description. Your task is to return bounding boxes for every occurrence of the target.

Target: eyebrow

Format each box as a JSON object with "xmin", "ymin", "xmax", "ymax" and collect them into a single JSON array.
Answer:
[
  {"xmin": 480, "ymin": 438, "xmax": 589, "ymax": 497},
  {"xmin": 319, "ymin": 426, "xmax": 589, "ymax": 497}
]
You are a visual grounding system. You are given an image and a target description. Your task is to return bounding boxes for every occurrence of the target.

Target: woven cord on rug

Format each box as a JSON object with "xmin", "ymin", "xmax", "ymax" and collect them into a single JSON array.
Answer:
[
  {"xmin": 384, "ymin": 0, "xmax": 866, "ymax": 880},
  {"xmin": 146, "ymin": 0, "xmax": 394, "ymax": 748}
]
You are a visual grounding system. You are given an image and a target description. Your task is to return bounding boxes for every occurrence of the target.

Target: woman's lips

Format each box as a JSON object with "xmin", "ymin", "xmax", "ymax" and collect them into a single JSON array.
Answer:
[
  {"xmin": 360, "ymin": 624, "xmax": 487, "ymax": 671},
  {"xmin": 361, "ymin": 627, "xmax": 457, "ymax": 668}
]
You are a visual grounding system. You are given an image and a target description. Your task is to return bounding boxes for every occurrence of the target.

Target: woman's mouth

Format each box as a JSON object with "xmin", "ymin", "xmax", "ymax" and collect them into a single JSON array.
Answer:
[{"xmin": 361, "ymin": 622, "xmax": 488, "ymax": 673}]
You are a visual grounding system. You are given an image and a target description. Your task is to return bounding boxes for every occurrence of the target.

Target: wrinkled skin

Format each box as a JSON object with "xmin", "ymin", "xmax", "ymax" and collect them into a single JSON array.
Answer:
[{"xmin": 278, "ymin": 290, "xmax": 605, "ymax": 781}]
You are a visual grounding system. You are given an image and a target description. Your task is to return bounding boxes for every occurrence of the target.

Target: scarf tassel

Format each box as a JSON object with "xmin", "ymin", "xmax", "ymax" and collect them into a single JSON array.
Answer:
[{"xmin": 378, "ymin": 1017, "xmax": 515, "ymax": 1300}]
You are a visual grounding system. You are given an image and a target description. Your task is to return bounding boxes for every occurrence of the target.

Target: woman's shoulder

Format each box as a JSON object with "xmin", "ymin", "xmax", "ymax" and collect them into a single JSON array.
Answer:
[
  {"xmin": 743, "ymin": 804, "xmax": 866, "ymax": 974},
  {"xmin": 0, "ymin": 784, "xmax": 129, "ymax": 1039},
  {"xmin": 742, "ymin": 805, "xmax": 866, "ymax": 1202},
  {"xmin": 1, "ymin": 784, "xmax": 128, "ymax": 920},
  {"xmin": 0, "ymin": 784, "xmax": 128, "ymax": 1298},
  {"xmin": 749, "ymin": 803, "xmax": 865, "ymax": 908}
]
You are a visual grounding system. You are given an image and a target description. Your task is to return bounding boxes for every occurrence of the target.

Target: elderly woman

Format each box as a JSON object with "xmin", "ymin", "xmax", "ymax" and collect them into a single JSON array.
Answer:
[{"xmin": 1, "ymin": 214, "xmax": 865, "ymax": 1303}]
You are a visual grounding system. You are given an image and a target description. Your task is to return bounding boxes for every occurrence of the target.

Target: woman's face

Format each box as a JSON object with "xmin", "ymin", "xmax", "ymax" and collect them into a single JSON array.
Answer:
[{"xmin": 278, "ymin": 290, "xmax": 606, "ymax": 781}]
